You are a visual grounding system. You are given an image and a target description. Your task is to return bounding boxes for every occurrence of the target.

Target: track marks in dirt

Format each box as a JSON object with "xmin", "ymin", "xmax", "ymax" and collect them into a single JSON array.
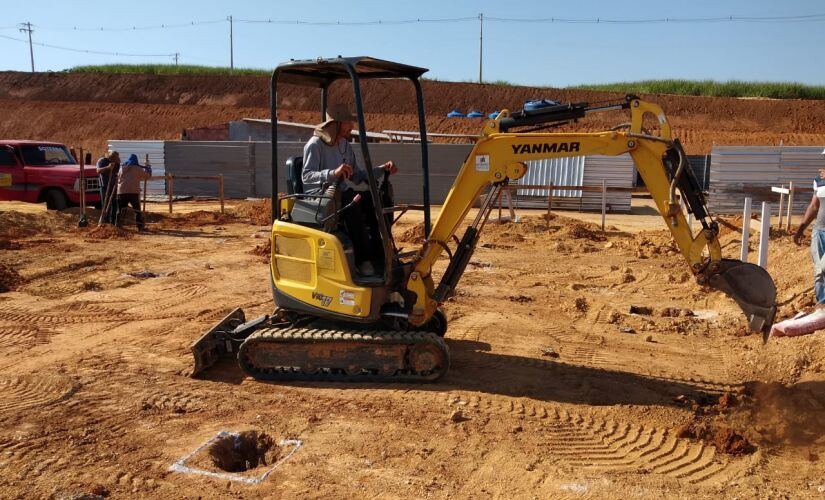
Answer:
[
  {"xmin": 444, "ymin": 392, "xmax": 746, "ymax": 486},
  {"xmin": 139, "ymin": 390, "xmax": 202, "ymax": 413},
  {"xmin": 0, "ymin": 324, "xmax": 52, "ymax": 350},
  {"xmin": 122, "ymin": 282, "xmax": 210, "ymax": 318},
  {"xmin": 0, "ymin": 374, "xmax": 78, "ymax": 414},
  {"xmin": 18, "ymin": 258, "xmax": 107, "ymax": 299}
]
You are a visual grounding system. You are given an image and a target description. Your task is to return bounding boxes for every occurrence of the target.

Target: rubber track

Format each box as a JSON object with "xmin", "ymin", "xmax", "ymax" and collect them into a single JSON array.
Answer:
[{"xmin": 238, "ymin": 327, "xmax": 449, "ymax": 383}]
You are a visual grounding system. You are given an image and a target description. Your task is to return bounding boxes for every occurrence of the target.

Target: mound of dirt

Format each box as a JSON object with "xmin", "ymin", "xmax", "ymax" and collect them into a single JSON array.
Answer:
[
  {"xmin": 396, "ymin": 223, "xmax": 426, "ymax": 244},
  {"xmin": 0, "ymin": 263, "xmax": 25, "ymax": 292},
  {"xmin": 746, "ymin": 381, "xmax": 825, "ymax": 447},
  {"xmin": 84, "ymin": 225, "xmax": 134, "ymax": 240},
  {"xmin": 677, "ymin": 421, "xmax": 755, "ymax": 456},
  {"xmin": 232, "ymin": 199, "xmax": 272, "ymax": 226},
  {"xmin": 0, "ymin": 210, "xmax": 74, "ymax": 239},
  {"xmin": 250, "ymin": 239, "xmax": 271, "ymax": 263},
  {"xmin": 158, "ymin": 210, "xmax": 238, "ymax": 228},
  {"xmin": 562, "ymin": 223, "xmax": 607, "ymax": 242}
]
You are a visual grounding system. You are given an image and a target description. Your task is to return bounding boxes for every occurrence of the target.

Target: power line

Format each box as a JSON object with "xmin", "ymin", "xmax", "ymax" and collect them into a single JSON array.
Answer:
[
  {"xmin": 34, "ymin": 19, "xmax": 226, "ymax": 32},
  {"xmin": 0, "ymin": 33, "xmax": 176, "ymax": 57},
  {"xmin": 20, "ymin": 12, "xmax": 825, "ymax": 33},
  {"xmin": 234, "ymin": 16, "xmax": 477, "ymax": 25},
  {"xmin": 485, "ymin": 13, "xmax": 825, "ymax": 24}
]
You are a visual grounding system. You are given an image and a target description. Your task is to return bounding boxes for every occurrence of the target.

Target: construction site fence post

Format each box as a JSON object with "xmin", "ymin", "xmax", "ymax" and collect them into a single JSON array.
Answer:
[
  {"xmin": 546, "ymin": 183, "xmax": 553, "ymax": 220},
  {"xmin": 786, "ymin": 181, "xmax": 794, "ymax": 231},
  {"xmin": 219, "ymin": 174, "xmax": 225, "ymax": 214},
  {"xmin": 758, "ymin": 201, "xmax": 770, "ymax": 269},
  {"xmin": 78, "ymin": 147, "xmax": 85, "ymax": 210},
  {"xmin": 142, "ymin": 179, "xmax": 148, "ymax": 213},
  {"xmin": 741, "ymin": 197, "xmax": 752, "ymax": 262},
  {"xmin": 167, "ymin": 173, "xmax": 174, "ymax": 214},
  {"xmin": 601, "ymin": 179, "xmax": 606, "ymax": 232},
  {"xmin": 777, "ymin": 184, "xmax": 785, "ymax": 228}
]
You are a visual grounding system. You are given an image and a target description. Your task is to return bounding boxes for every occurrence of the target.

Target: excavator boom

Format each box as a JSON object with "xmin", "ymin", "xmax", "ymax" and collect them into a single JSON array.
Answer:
[{"xmin": 404, "ymin": 96, "xmax": 776, "ymax": 339}]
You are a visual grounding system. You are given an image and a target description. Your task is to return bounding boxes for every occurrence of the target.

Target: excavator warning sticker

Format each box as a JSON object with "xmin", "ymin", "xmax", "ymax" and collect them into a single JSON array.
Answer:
[
  {"xmin": 475, "ymin": 154, "xmax": 490, "ymax": 172},
  {"xmin": 339, "ymin": 290, "xmax": 356, "ymax": 306},
  {"xmin": 318, "ymin": 248, "xmax": 335, "ymax": 270}
]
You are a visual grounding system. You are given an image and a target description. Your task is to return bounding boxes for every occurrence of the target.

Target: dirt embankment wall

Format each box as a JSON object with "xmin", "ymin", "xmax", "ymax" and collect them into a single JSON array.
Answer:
[{"xmin": 2, "ymin": 71, "xmax": 825, "ymax": 156}]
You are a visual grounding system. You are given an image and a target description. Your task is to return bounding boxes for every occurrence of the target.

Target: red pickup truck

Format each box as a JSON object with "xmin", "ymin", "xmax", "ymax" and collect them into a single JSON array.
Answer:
[{"xmin": 0, "ymin": 140, "xmax": 101, "ymax": 210}]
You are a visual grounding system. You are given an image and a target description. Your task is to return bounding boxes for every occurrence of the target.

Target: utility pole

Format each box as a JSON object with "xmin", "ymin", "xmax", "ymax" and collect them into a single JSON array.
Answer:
[
  {"xmin": 19, "ymin": 22, "xmax": 34, "ymax": 72},
  {"xmin": 173, "ymin": 53, "xmax": 179, "ymax": 67},
  {"xmin": 478, "ymin": 13, "xmax": 483, "ymax": 84},
  {"xmin": 228, "ymin": 15, "xmax": 234, "ymax": 72}
]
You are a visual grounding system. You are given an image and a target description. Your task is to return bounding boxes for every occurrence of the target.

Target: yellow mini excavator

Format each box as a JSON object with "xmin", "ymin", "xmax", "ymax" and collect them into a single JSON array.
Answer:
[{"xmin": 191, "ymin": 56, "xmax": 777, "ymax": 383}]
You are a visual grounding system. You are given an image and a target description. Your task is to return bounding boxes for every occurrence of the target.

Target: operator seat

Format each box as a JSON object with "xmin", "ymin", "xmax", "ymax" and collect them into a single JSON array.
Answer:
[{"xmin": 285, "ymin": 156, "xmax": 303, "ymax": 195}]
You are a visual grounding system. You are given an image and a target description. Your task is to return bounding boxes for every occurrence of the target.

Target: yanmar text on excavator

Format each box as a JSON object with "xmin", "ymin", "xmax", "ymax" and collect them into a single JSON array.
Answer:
[{"xmin": 191, "ymin": 56, "xmax": 778, "ymax": 383}]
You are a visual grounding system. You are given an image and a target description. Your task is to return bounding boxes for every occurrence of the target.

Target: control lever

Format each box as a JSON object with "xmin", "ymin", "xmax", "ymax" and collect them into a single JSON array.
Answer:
[{"xmin": 320, "ymin": 193, "xmax": 362, "ymax": 223}]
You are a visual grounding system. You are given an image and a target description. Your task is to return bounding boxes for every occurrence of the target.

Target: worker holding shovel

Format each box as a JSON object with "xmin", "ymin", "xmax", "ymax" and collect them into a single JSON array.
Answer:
[
  {"xmin": 96, "ymin": 150, "xmax": 120, "ymax": 224},
  {"xmin": 116, "ymin": 153, "xmax": 152, "ymax": 231}
]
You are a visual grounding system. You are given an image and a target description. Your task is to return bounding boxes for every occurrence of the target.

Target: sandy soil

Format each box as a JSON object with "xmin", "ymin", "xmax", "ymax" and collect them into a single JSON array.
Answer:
[
  {"xmin": 3, "ymin": 72, "xmax": 825, "ymax": 155},
  {"xmin": 0, "ymin": 198, "xmax": 822, "ymax": 499}
]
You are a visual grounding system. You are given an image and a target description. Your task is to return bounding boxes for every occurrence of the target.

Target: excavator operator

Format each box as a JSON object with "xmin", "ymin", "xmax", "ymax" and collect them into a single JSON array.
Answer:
[{"xmin": 301, "ymin": 103, "xmax": 398, "ymax": 277}]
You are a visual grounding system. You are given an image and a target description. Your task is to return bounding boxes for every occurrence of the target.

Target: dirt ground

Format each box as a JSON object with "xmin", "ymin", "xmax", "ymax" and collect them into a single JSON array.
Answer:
[
  {"xmin": 0, "ymin": 198, "xmax": 823, "ymax": 499},
  {"xmin": 3, "ymin": 71, "xmax": 825, "ymax": 155}
]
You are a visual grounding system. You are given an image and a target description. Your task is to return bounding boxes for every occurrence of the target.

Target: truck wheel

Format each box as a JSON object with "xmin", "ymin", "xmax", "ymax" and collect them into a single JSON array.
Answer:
[{"xmin": 44, "ymin": 190, "xmax": 68, "ymax": 210}]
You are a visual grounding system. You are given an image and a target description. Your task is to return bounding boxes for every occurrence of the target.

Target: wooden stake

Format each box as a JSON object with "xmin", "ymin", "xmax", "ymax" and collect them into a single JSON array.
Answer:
[
  {"xmin": 142, "ymin": 153, "xmax": 150, "ymax": 213},
  {"xmin": 219, "ymin": 174, "xmax": 225, "ymax": 214},
  {"xmin": 786, "ymin": 181, "xmax": 794, "ymax": 231},
  {"xmin": 741, "ymin": 197, "xmax": 752, "ymax": 262},
  {"xmin": 168, "ymin": 173, "xmax": 174, "ymax": 214},
  {"xmin": 758, "ymin": 201, "xmax": 770, "ymax": 269},
  {"xmin": 546, "ymin": 183, "xmax": 553, "ymax": 221},
  {"xmin": 601, "ymin": 179, "xmax": 606, "ymax": 232},
  {"xmin": 506, "ymin": 189, "xmax": 515, "ymax": 221},
  {"xmin": 78, "ymin": 148, "xmax": 86, "ymax": 213},
  {"xmin": 777, "ymin": 184, "xmax": 785, "ymax": 228}
]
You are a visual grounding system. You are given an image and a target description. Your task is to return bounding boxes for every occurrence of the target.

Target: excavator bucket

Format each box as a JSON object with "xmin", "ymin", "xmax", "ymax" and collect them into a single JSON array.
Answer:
[{"xmin": 707, "ymin": 259, "xmax": 777, "ymax": 342}]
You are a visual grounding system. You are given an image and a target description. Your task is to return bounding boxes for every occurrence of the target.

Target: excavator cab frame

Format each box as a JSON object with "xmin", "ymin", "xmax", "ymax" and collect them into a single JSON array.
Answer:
[{"xmin": 270, "ymin": 56, "xmax": 433, "ymax": 286}]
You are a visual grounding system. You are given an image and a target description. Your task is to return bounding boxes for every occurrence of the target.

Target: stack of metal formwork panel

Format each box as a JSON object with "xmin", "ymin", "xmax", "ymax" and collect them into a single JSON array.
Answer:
[{"xmin": 708, "ymin": 146, "xmax": 824, "ymax": 215}]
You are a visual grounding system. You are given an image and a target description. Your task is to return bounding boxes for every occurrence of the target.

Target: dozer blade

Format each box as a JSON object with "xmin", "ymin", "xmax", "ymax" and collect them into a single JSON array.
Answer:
[
  {"xmin": 190, "ymin": 307, "xmax": 270, "ymax": 377},
  {"xmin": 707, "ymin": 259, "xmax": 777, "ymax": 342},
  {"xmin": 191, "ymin": 307, "xmax": 247, "ymax": 377}
]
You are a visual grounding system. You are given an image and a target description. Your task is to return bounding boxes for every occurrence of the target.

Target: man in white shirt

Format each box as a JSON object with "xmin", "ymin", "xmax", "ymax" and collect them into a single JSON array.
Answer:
[{"xmin": 794, "ymin": 154, "xmax": 825, "ymax": 304}]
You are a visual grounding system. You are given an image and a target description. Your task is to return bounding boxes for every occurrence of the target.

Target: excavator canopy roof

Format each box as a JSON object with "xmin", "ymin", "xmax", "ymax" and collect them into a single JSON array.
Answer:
[{"xmin": 274, "ymin": 56, "xmax": 428, "ymax": 87}]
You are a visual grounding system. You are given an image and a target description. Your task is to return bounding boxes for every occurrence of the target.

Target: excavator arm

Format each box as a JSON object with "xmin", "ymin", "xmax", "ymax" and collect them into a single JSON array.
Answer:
[{"xmin": 406, "ymin": 97, "xmax": 777, "ymax": 339}]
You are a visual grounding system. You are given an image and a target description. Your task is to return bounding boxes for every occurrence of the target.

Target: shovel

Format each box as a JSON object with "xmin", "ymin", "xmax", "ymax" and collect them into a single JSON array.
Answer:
[
  {"xmin": 78, "ymin": 147, "xmax": 88, "ymax": 227},
  {"xmin": 707, "ymin": 259, "xmax": 777, "ymax": 343}
]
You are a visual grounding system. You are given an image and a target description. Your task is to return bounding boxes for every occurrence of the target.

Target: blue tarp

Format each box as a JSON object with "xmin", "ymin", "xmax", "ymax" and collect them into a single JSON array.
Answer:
[
  {"xmin": 447, "ymin": 109, "xmax": 465, "ymax": 118},
  {"xmin": 524, "ymin": 99, "xmax": 560, "ymax": 111}
]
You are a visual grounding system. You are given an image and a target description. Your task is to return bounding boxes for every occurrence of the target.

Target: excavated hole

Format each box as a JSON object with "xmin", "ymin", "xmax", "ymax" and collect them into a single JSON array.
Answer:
[{"xmin": 207, "ymin": 431, "xmax": 280, "ymax": 472}]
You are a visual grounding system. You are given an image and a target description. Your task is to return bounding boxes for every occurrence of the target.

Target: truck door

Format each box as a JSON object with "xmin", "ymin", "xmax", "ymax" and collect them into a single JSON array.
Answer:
[{"xmin": 0, "ymin": 146, "xmax": 25, "ymax": 201}]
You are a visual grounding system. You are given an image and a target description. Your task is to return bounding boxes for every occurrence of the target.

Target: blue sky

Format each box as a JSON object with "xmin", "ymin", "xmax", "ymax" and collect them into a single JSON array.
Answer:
[{"xmin": 2, "ymin": 0, "xmax": 825, "ymax": 87}]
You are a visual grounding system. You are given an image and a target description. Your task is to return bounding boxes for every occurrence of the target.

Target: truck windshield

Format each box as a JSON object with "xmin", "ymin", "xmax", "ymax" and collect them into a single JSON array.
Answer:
[{"xmin": 20, "ymin": 145, "xmax": 75, "ymax": 166}]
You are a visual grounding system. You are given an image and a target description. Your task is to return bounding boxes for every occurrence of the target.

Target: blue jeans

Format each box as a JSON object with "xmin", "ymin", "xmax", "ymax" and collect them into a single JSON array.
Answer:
[{"xmin": 811, "ymin": 229, "xmax": 825, "ymax": 303}]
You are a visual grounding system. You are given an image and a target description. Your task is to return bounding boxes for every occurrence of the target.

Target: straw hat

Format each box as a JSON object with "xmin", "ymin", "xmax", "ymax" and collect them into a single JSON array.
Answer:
[
  {"xmin": 317, "ymin": 103, "xmax": 356, "ymax": 128},
  {"xmin": 314, "ymin": 104, "xmax": 356, "ymax": 144}
]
